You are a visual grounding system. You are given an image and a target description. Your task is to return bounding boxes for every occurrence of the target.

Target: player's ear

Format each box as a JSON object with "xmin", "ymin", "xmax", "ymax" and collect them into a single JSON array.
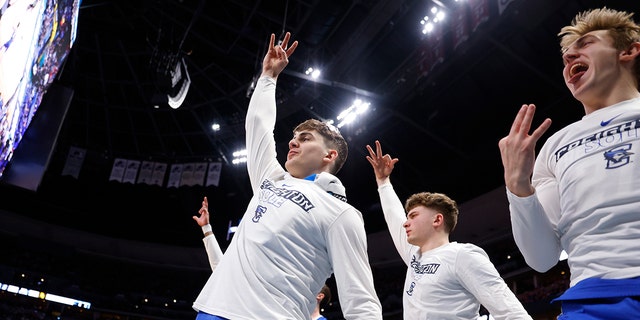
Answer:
[
  {"xmin": 433, "ymin": 213, "xmax": 444, "ymax": 226},
  {"xmin": 620, "ymin": 41, "xmax": 640, "ymax": 62},
  {"xmin": 323, "ymin": 149, "xmax": 338, "ymax": 163}
]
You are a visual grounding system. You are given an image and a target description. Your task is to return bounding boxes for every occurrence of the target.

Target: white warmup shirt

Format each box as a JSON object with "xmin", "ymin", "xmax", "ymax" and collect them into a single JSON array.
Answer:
[
  {"xmin": 192, "ymin": 76, "xmax": 382, "ymax": 320},
  {"xmin": 508, "ymin": 97, "xmax": 640, "ymax": 287},
  {"xmin": 378, "ymin": 183, "xmax": 532, "ymax": 320}
]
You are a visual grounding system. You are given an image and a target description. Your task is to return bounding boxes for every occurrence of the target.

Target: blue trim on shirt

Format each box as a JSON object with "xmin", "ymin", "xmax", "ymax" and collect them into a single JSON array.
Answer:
[
  {"xmin": 195, "ymin": 311, "xmax": 229, "ymax": 320},
  {"xmin": 553, "ymin": 277, "xmax": 640, "ymax": 301}
]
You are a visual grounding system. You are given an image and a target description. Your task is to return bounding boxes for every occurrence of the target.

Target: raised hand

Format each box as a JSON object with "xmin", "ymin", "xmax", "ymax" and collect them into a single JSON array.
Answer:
[
  {"xmin": 498, "ymin": 104, "xmax": 551, "ymax": 197},
  {"xmin": 193, "ymin": 196, "xmax": 210, "ymax": 227},
  {"xmin": 262, "ymin": 32, "xmax": 298, "ymax": 79},
  {"xmin": 366, "ymin": 140, "xmax": 399, "ymax": 185}
]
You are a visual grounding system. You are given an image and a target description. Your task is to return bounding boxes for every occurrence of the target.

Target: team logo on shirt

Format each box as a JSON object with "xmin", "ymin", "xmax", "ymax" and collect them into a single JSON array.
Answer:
[
  {"xmin": 406, "ymin": 256, "xmax": 440, "ymax": 296},
  {"xmin": 259, "ymin": 180, "xmax": 315, "ymax": 211},
  {"xmin": 600, "ymin": 113, "xmax": 623, "ymax": 126},
  {"xmin": 406, "ymin": 281, "xmax": 416, "ymax": 296},
  {"xmin": 603, "ymin": 143, "xmax": 634, "ymax": 169},
  {"xmin": 252, "ymin": 205, "xmax": 267, "ymax": 222},
  {"xmin": 554, "ymin": 117, "xmax": 640, "ymax": 162},
  {"xmin": 410, "ymin": 255, "xmax": 440, "ymax": 275}
]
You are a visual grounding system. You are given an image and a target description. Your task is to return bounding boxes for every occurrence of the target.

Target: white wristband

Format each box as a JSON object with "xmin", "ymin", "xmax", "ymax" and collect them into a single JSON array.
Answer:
[{"xmin": 201, "ymin": 224, "xmax": 212, "ymax": 235}]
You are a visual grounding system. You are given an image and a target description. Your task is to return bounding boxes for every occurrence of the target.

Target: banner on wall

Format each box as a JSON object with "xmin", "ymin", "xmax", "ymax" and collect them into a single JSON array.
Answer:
[
  {"xmin": 61, "ymin": 146, "xmax": 86, "ymax": 179},
  {"xmin": 137, "ymin": 161, "xmax": 155, "ymax": 185},
  {"xmin": 150, "ymin": 162, "xmax": 167, "ymax": 186},
  {"xmin": 122, "ymin": 160, "xmax": 140, "ymax": 184},
  {"xmin": 109, "ymin": 158, "xmax": 127, "ymax": 182},
  {"xmin": 167, "ymin": 164, "xmax": 183, "ymax": 188},
  {"xmin": 206, "ymin": 162, "xmax": 222, "ymax": 187}
]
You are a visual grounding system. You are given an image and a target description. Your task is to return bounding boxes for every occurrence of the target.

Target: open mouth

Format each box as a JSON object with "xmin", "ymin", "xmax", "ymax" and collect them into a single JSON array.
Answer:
[{"xmin": 569, "ymin": 63, "xmax": 588, "ymax": 77}]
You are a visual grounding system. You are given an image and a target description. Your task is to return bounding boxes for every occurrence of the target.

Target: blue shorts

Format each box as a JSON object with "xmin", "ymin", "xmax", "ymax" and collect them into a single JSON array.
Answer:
[
  {"xmin": 557, "ymin": 297, "xmax": 640, "ymax": 320},
  {"xmin": 195, "ymin": 311, "xmax": 229, "ymax": 320}
]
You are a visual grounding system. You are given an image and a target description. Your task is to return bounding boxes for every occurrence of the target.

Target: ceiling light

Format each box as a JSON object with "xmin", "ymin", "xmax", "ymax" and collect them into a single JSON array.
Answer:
[
  {"xmin": 336, "ymin": 99, "xmax": 370, "ymax": 128},
  {"xmin": 232, "ymin": 149, "xmax": 247, "ymax": 165},
  {"xmin": 305, "ymin": 67, "xmax": 321, "ymax": 80},
  {"xmin": 420, "ymin": 3, "xmax": 447, "ymax": 34}
]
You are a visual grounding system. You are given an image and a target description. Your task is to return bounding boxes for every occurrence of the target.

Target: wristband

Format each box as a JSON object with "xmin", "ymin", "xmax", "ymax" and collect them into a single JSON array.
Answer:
[{"xmin": 202, "ymin": 224, "xmax": 212, "ymax": 235}]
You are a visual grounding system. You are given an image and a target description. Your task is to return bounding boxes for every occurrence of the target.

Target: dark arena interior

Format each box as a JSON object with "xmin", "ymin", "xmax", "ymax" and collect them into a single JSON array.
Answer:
[{"xmin": 1, "ymin": 0, "xmax": 636, "ymax": 319}]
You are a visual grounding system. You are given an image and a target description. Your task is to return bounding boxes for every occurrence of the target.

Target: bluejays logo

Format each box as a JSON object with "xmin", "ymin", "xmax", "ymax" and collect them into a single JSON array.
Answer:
[
  {"xmin": 405, "ymin": 256, "xmax": 441, "ymax": 297},
  {"xmin": 604, "ymin": 144, "xmax": 634, "ymax": 169},
  {"xmin": 252, "ymin": 205, "xmax": 267, "ymax": 222},
  {"xmin": 406, "ymin": 281, "xmax": 416, "ymax": 296}
]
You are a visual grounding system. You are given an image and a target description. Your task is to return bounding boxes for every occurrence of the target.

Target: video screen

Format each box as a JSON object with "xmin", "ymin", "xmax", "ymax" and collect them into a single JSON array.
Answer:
[{"xmin": 0, "ymin": 0, "xmax": 81, "ymax": 179}]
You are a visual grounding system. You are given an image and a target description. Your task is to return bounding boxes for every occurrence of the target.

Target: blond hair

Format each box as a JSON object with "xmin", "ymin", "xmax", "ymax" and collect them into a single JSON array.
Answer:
[{"xmin": 559, "ymin": 7, "xmax": 640, "ymax": 85}]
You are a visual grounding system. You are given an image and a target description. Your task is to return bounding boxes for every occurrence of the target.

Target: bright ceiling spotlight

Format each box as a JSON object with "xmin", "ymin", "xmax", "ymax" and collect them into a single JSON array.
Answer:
[
  {"xmin": 420, "ymin": 3, "xmax": 447, "ymax": 34},
  {"xmin": 232, "ymin": 149, "xmax": 247, "ymax": 165},
  {"xmin": 336, "ymin": 99, "xmax": 370, "ymax": 128},
  {"xmin": 305, "ymin": 67, "xmax": 322, "ymax": 80},
  {"xmin": 422, "ymin": 22, "xmax": 434, "ymax": 34}
]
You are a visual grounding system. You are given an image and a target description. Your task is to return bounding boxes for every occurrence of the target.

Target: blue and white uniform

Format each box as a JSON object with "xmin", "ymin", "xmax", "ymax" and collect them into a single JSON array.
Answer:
[
  {"xmin": 192, "ymin": 76, "xmax": 382, "ymax": 320},
  {"xmin": 507, "ymin": 97, "xmax": 640, "ymax": 300},
  {"xmin": 378, "ymin": 183, "xmax": 532, "ymax": 320}
]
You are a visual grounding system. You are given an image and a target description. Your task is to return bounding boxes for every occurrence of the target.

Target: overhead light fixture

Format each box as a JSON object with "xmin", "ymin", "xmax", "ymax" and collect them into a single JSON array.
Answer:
[
  {"xmin": 305, "ymin": 67, "xmax": 321, "ymax": 80},
  {"xmin": 335, "ymin": 99, "xmax": 370, "ymax": 128},
  {"xmin": 232, "ymin": 149, "xmax": 247, "ymax": 165},
  {"xmin": 420, "ymin": 3, "xmax": 447, "ymax": 34}
]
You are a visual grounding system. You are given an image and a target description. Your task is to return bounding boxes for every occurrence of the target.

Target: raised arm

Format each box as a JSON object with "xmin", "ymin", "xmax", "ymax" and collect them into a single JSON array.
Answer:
[
  {"xmin": 365, "ymin": 140, "xmax": 412, "ymax": 264},
  {"xmin": 245, "ymin": 32, "xmax": 299, "ymax": 189},
  {"xmin": 192, "ymin": 196, "xmax": 223, "ymax": 271},
  {"xmin": 499, "ymin": 104, "xmax": 561, "ymax": 271}
]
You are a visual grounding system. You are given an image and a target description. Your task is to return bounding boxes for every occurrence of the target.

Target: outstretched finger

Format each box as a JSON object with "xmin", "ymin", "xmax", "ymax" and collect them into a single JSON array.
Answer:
[
  {"xmin": 508, "ymin": 104, "xmax": 526, "ymax": 136},
  {"xmin": 285, "ymin": 40, "xmax": 298, "ymax": 57},
  {"xmin": 268, "ymin": 33, "xmax": 275, "ymax": 50},
  {"xmin": 365, "ymin": 146, "xmax": 380, "ymax": 168},
  {"xmin": 366, "ymin": 144, "xmax": 375, "ymax": 158},
  {"xmin": 530, "ymin": 118, "xmax": 552, "ymax": 141},
  {"xmin": 518, "ymin": 104, "xmax": 537, "ymax": 135},
  {"xmin": 281, "ymin": 32, "xmax": 291, "ymax": 49},
  {"xmin": 375, "ymin": 140, "xmax": 384, "ymax": 158}
]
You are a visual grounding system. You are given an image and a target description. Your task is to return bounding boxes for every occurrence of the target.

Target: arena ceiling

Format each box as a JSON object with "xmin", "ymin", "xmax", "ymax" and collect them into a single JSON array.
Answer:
[{"xmin": 2, "ymin": 0, "xmax": 638, "ymax": 257}]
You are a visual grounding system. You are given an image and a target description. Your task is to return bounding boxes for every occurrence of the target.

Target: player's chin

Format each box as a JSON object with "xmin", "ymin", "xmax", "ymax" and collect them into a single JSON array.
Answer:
[{"xmin": 284, "ymin": 159, "xmax": 295, "ymax": 171}]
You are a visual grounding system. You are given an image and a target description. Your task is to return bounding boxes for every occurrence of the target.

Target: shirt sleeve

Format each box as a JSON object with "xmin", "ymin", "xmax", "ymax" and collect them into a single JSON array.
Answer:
[
  {"xmin": 327, "ymin": 208, "xmax": 383, "ymax": 320},
  {"xmin": 377, "ymin": 182, "xmax": 412, "ymax": 266},
  {"xmin": 203, "ymin": 233, "xmax": 224, "ymax": 272},
  {"xmin": 244, "ymin": 76, "xmax": 286, "ymax": 190},
  {"xmin": 507, "ymin": 149, "xmax": 563, "ymax": 272},
  {"xmin": 456, "ymin": 244, "xmax": 533, "ymax": 320}
]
